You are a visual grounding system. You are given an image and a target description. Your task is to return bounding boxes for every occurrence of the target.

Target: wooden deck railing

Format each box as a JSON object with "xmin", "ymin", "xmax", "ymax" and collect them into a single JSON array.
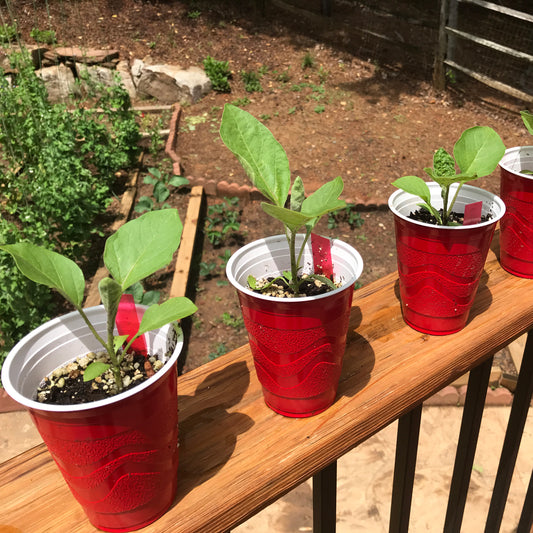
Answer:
[{"xmin": 0, "ymin": 232, "xmax": 532, "ymax": 532}]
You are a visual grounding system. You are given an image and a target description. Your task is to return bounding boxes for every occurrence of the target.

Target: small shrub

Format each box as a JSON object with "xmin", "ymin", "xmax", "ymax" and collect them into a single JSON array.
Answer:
[
  {"xmin": 203, "ymin": 56, "xmax": 232, "ymax": 93},
  {"xmin": 302, "ymin": 52, "xmax": 315, "ymax": 69},
  {"xmin": 0, "ymin": 24, "xmax": 17, "ymax": 43},
  {"xmin": 240, "ymin": 70, "xmax": 262, "ymax": 93},
  {"xmin": 30, "ymin": 27, "xmax": 57, "ymax": 44}
]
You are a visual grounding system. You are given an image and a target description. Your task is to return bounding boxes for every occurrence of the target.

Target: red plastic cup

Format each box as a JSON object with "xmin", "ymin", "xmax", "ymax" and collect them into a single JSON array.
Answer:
[
  {"xmin": 226, "ymin": 235, "xmax": 363, "ymax": 417},
  {"xmin": 1, "ymin": 306, "xmax": 183, "ymax": 532},
  {"xmin": 389, "ymin": 184, "xmax": 505, "ymax": 335},
  {"xmin": 499, "ymin": 146, "xmax": 533, "ymax": 278}
]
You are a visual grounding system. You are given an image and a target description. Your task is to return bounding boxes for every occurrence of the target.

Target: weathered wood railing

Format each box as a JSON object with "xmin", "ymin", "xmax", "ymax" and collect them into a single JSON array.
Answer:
[{"xmin": 1, "ymin": 232, "xmax": 532, "ymax": 532}]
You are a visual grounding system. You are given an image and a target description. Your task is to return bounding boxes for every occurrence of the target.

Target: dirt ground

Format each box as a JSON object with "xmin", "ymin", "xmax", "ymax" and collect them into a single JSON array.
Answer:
[{"xmin": 5, "ymin": 0, "xmax": 531, "ymax": 372}]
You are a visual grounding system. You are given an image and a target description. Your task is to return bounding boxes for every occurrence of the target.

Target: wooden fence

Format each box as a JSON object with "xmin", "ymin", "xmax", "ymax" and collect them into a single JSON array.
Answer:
[{"xmin": 261, "ymin": 0, "xmax": 533, "ymax": 103}]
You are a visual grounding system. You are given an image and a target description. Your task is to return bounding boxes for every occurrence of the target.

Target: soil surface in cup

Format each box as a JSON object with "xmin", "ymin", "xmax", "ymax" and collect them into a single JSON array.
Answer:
[
  {"xmin": 35, "ymin": 352, "xmax": 165, "ymax": 405},
  {"xmin": 253, "ymin": 275, "xmax": 340, "ymax": 298},
  {"xmin": 409, "ymin": 208, "xmax": 493, "ymax": 225}
]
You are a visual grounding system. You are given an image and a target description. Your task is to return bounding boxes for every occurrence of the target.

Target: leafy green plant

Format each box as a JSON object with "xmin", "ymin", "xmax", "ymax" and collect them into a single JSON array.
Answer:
[
  {"xmin": 302, "ymin": 52, "xmax": 315, "ymax": 69},
  {"xmin": 209, "ymin": 342, "xmax": 227, "ymax": 361},
  {"xmin": 328, "ymin": 204, "xmax": 364, "ymax": 229},
  {"xmin": 187, "ymin": 10, "xmax": 201, "ymax": 19},
  {"xmin": 219, "ymin": 104, "xmax": 345, "ymax": 296},
  {"xmin": 240, "ymin": 69, "xmax": 262, "ymax": 93},
  {"xmin": 521, "ymin": 110, "xmax": 533, "ymax": 134},
  {"xmin": 392, "ymin": 126, "xmax": 505, "ymax": 226},
  {"xmin": 520, "ymin": 110, "xmax": 533, "ymax": 175},
  {"xmin": 30, "ymin": 27, "xmax": 56, "ymax": 44},
  {"xmin": 205, "ymin": 197, "xmax": 241, "ymax": 247},
  {"xmin": 0, "ymin": 23, "xmax": 17, "ymax": 43},
  {"xmin": 0, "ymin": 48, "xmax": 141, "ymax": 368},
  {"xmin": 135, "ymin": 167, "xmax": 189, "ymax": 213},
  {"xmin": 203, "ymin": 56, "xmax": 232, "ymax": 93},
  {"xmin": 125, "ymin": 281, "xmax": 160, "ymax": 307},
  {"xmin": 221, "ymin": 312, "xmax": 244, "ymax": 329},
  {"xmin": 0, "ymin": 209, "xmax": 197, "ymax": 392}
]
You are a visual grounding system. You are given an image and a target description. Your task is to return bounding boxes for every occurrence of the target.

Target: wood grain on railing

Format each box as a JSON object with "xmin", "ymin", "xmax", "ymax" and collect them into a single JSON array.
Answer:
[{"xmin": 1, "ymin": 235, "xmax": 532, "ymax": 532}]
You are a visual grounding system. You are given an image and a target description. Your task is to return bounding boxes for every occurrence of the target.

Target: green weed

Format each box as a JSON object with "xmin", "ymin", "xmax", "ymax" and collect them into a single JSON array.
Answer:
[
  {"xmin": 135, "ymin": 167, "xmax": 189, "ymax": 213},
  {"xmin": 203, "ymin": 56, "xmax": 232, "ymax": 93}
]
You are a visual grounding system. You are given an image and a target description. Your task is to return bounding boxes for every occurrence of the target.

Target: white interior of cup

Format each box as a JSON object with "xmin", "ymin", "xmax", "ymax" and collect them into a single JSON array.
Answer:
[
  {"xmin": 388, "ymin": 182, "xmax": 505, "ymax": 228},
  {"xmin": 226, "ymin": 234, "xmax": 364, "ymax": 301},
  {"xmin": 1, "ymin": 305, "xmax": 183, "ymax": 412},
  {"xmin": 499, "ymin": 146, "xmax": 533, "ymax": 178}
]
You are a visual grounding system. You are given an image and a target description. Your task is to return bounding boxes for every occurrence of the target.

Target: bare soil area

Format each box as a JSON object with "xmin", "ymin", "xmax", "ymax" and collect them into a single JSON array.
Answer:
[{"xmin": 6, "ymin": 0, "xmax": 529, "ymax": 373}]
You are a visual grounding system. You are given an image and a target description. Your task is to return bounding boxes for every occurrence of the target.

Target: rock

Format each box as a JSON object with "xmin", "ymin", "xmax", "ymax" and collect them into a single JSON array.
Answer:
[
  {"xmin": 36, "ymin": 64, "xmax": 80, "ymax": 103},
  {"xmin": 137, "ymin": 64, "xmax": 211, "ymax": 104},
  {"xmin": 116, "ymin": 60, "xmax": 137, "ymax": 99},
  {"xmin": 75, "ymin": 63, "xmax": 116, "ymax": 87},
  {"xmin": 49, "ymin": 47, "xmax": 120, "ymax": 65}
]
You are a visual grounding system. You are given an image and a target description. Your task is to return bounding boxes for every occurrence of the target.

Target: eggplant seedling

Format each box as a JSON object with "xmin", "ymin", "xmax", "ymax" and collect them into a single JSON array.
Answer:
[
  {"xmin": 219, "ymin": 104, "xmax": 345, "ymax": 296},
  {"xmin": 392, "ymin": 126, "xmax": 505, "ymax": 226},
  {"xmin": 0, "ymin": 209, "xmax": 197, "ymax": 391}
]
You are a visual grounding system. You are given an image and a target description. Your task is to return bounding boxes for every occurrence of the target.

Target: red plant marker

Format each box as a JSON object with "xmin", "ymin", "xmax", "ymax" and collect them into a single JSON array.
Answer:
[
  {"xmin": 463, "ymin": 201, "xmax": 483, "ymax": 225},
  {"xmin": 311, "ymin": 233, "xmax": 334, "ymax": 279},
  {"xmin": 116, "ymin": 294, "xmax": 148, "ymax": 356}
]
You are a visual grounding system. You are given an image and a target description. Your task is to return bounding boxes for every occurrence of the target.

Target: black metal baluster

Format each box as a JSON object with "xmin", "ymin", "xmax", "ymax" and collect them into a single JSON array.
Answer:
[
  {"xmin": 486, "ymin": 331, "xmax": 533, "ymax": 532},
  {"xmin": 444, "ymin": 356, "xmax": 493, "ymax": 532},
  {"xmin": 389, "ymin": 404, "xmax": 423, "ymax": 533},
  {"xmin": 516, "ymin": 469, "xmax": 533, "ymax": 533},
  {"xmin": 313, "ymin": 461, "xmax": 337, "ymax": 533}
]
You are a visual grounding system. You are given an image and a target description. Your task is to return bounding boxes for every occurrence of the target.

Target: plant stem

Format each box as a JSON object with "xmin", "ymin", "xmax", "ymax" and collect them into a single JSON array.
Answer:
[
  {"xmin": 288, "ymin": 230, "xmax": 299, "ymax": 295},
  {"xmin": 76, "ymin": 307, "xmax": 124, "ymax": 391}
]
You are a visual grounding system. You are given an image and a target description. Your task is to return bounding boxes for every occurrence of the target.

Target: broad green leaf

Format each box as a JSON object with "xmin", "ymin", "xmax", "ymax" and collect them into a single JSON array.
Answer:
[
  {"xmin": 137, "ymin": 297, "xmax": 197, "ymax": 336},
  {"xmin": 392, "ymin": 175, "xmax": 432, "ymax": 205},
  {"xmin": 454, "ymin": 126, "xmax": 506, "ymax": 177},
  {"xmin": 301, "ymin": 176, "xmax": 345, "ymax": 217},
  {"xmin": 98, "ymin": 277, "xmax": 123, "ymax": 328},
  {"xmin": 0, "ymin": 243, "xmax": 84, "ymax": 307},
  {"xmin": 290, "ymin": 176, "xmax": 305, "ymax": 212},
  {"xmin": 83, "ymin": 361, "xmax": 111, "ymax": 382},
  {"xmin": 247, "ymin": 275, "xmax": 257, "ymax": 289},
  {"xmin": 261, "ymin": 203, "xmax": 313, "ymax": 232},
  {"xmin": 104, "ymin": 209, "xmax": 183, "ymax": 290},
  {"xmin": 169, "ymin": 176, "xmax": 190, "ymax": 187},
  {"xmin": 521, "ymin": 110, "xmax": 533, "ymax": 135},
  {"xmin": 220, "ymin": 104, "xmax": 290, "ymax": 207}
]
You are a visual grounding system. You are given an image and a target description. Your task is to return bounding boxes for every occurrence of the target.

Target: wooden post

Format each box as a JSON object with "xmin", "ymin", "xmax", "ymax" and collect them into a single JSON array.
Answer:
[{"xmin": 433, "ymin": 0, "xmax": 450, "ymax": 91}]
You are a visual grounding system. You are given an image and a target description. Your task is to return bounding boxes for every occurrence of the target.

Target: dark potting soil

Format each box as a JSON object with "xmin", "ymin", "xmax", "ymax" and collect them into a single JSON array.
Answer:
[
  {"xmin": 409, "ymin": 208, "xmax": 493, "ymax": 225},
  {"xmin": 35, "ymin": 352, "xmax": 161, "ymax": 405}
]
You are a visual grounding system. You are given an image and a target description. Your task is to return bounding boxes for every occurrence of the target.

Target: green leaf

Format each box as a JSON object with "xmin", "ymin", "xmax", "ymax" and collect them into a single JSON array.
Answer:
[
  {"xmin": 301, "ymin": 176, "xmax": 345, "ymax": 217},
  {"xmin": 392, "ymin": 175, "xmax": 432, "ymax": 205},
  {"xmin": 153, "ymin": 182, "xmax": 170, "ymax": 203},
  {"xmin": 136, "ymin": 297, "xmax": 197, "ymax": 336},
  {"xmin": 521, "ymin": 110, "xmax": 533, "ymax": 135},
  {"xmin": 261, "ymin": 203, "xmax": 313, "ymax": 232},
  {"xmin": 219, "ymin": 104, "xmax": 290, "ymax": 207},
  {"xmin": 83, "ymin": 361, "xmax": 111, "ymax": 382},
  {"xmin": 98, "ymin": 277, "xmax": 123, "ymax": 328},
  {"xmin": 0, "ymin": 243, "xmax": 85, "ymax": 307},
  {"xmin": 290, "ymin": 176, "xmax": 305, "ymax": 212},
  {"xmin": 169, "ymin": 176, "xmax": 190, "ymax": 187},
  {"xmin": 433, "ymin": 148, "xmax": 455, "ymax": 177},
  {"xmin": 104, "ymin": 209, "xmax": 183, "ymax": 290},
  {"xmin": 454, "ymin": 126, "xmax": 506, "ymax": 178},
  {"xmin": 113, "ymin": 334, "xmax": 129, "ymax": 353},
  {"xmin": 134, "ymin": 196, "xmax": 153, "ymax": 213},
  {"xmin": 247, "ymin": 275, "xmax": 257, "ymax": 289}
]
